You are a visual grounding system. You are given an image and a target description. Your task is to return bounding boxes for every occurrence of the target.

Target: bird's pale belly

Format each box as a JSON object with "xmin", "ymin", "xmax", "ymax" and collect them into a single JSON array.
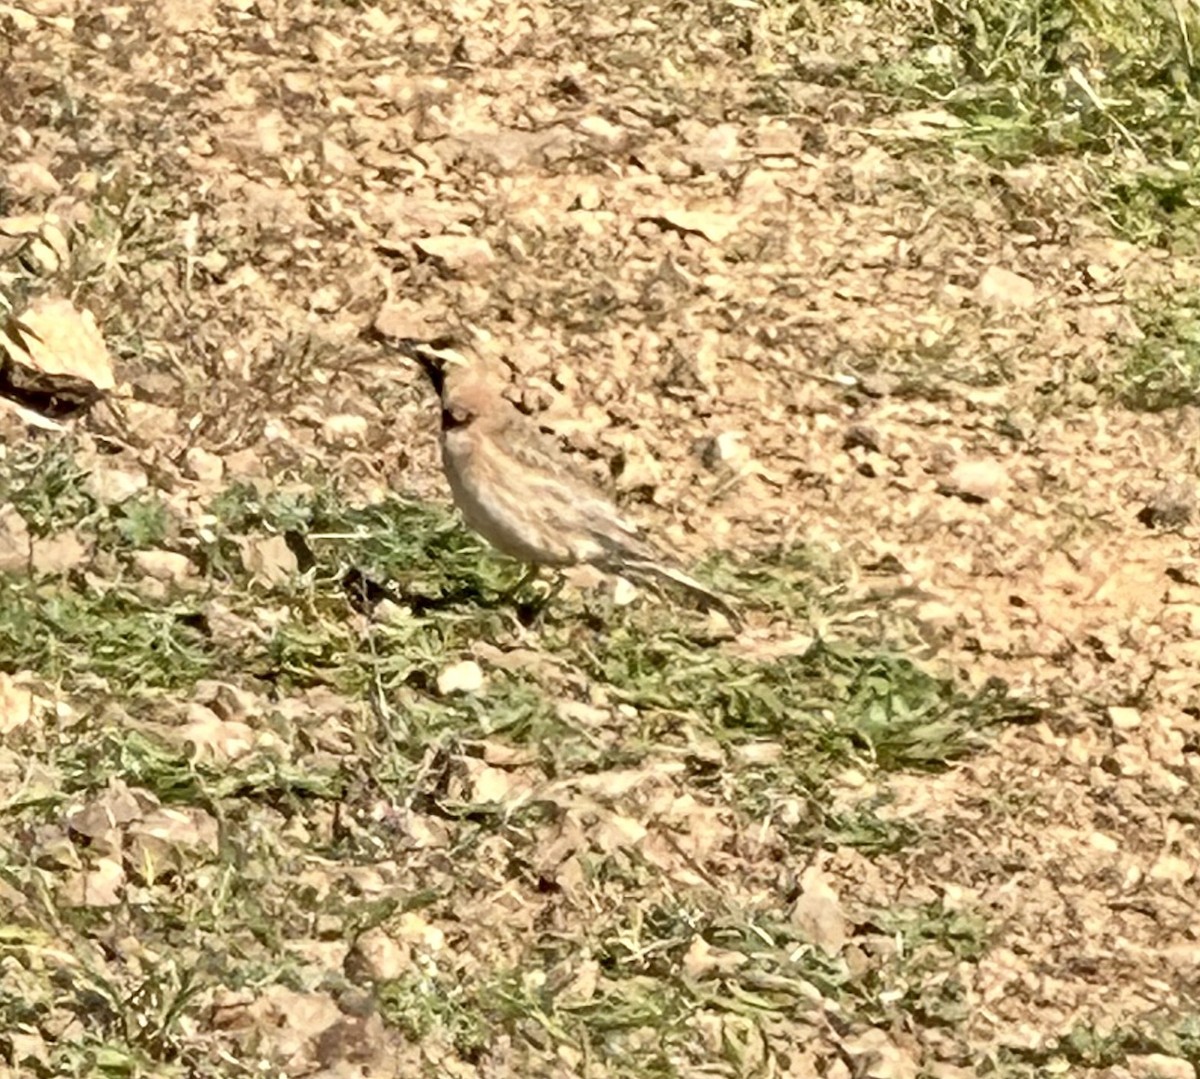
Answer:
[{"xmin": 443, "ymin": 449, "xmax": 576, "ymax": 566}]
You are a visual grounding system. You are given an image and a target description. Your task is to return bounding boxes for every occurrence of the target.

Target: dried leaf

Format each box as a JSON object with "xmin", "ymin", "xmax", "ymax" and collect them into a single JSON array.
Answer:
[
  {"xmin": 0, "ymin": 673, "xmax": 34, "ymax": 735},
  {"xmin": 0, "ymin": 298, "xmax": 115, "ymax": 415},
  {"xmin": 790, "ymin": 865, "xmax": 848, "ymax": 956},
  {"xmin": 239, "ymin": 534, "xmax": 298, "ymax": 585}
]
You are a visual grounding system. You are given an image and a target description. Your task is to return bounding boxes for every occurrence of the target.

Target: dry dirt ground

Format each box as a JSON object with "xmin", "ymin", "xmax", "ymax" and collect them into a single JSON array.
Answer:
[{"xmin": 2, "ymin": 1, "xmax": 1200, "ymax": 1077}]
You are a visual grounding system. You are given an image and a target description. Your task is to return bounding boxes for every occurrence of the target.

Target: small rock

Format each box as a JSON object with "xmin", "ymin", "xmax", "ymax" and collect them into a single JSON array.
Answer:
[
  {"xmin": 223, "ymin": 448, "xmax": 266, "ymax": 477},
  {"xmin": 1084, "ymin": 261, "xmax": 1117, "ymax": 288},
  {"xmin": 370, "ymin": 300, "xmax": 432, "ymax": 341},
  {"xmin": 1127, "ymin": 1055, "xmax": 1195, "ymax": 1079},
  {"xmin": 0, "ymin": 505, "xmax": 32, "ymax": 572},
  {"xmin": 30, "ymin": 530, "xmax": 90, "ymax": 575},
  {"xmin": 239, "ymin": 534, "xmax": 298, "ymax": 585},
  {"xmin": 3, "ymin": 296, "xmax": 115, "ymax": 393},
  {"xmin": 63, "ymin": 857, "xmax": 125, "ymax": 908},
  {"xmin": 374, "ymin": 599, "xmax": 408, "ymax": 625},
  {"xmin": 137, "ymin": 577, "xmax": 168, "ymax": 601},
  {"xmin": 1113, "ymin": 742, "xmax": 1149, "ymax": 777},
  {"xmin": 683, "ymin": 121, "xmax": 742, "ymax": 172},
  {"xmin": 916, "ymin": 600, "xmax": 958, "ymax": 628},
  {"xmin": 843, "ymin": 425, "xmax": 882, "ymax": 452},
  {"xmin": 85, "ymin": 465, "xmax": 149, "ymax": 504},
  {"xmin": 26, "ymin": 237, "xmax": 59, "ymax": 273},
  {"xmin": 68, "ymin": 787, "xmax": 144, "ymax": 839},
  {"xmin": 393, "ymin": 910, "xmax": 445, "ymax": 951},
  {"xmin": 1069, "ymin": 382, "xmax": 1099, "ymax": 408},
  {"xmin": 1075, "ymin": 304, "xmax": 1128, "ymax": 339},
  {"xmin": 436, "ymin": 659, "xmax": 484, "ymax": 695},
  {"xmin": 0, "ymin": 212, "xmax": 43, "ymax": 237},
  {"xmin": 1108, "ymin": 706, "xmax": 1141, "ymax": 730},
  {"xmin": 790, "ymin": 865, "xmax": 848, "ymax": 957},
  {"xmin": 413, "ymin": 234, "xmax": 495, "ymax": 274},
  {"xmin": 611, "ymin": 448, "xmax": 663, "ymax": 492},
  {"xmin": 309, "ymin": 282, "xmax": 344, "ymax": 311},
  {"xmin": 346, "ymin": 927, "xmax": 408, "ymax": 982},
  {"xmin": 38, "ymin": 834, "xmax": 82, "ymax": 870},
  {"xmin": 310, "ymin": 26, "xmax": 350, "ymax": 62},
  {"xmin": 40, "ymin": 221, "xmax": 69, "ymax": 266},
  {"xmin": 857, "ymin": 372, "xmax": 898, "ymax": 398},
  {"xmin": 181, "ymin": 703, "xmax": 257, "ymax": 761},
  {"xmin": 184, "ymin": 447, "xmax": 225, "ymax": 485},
  {"xmin": 574, "ymin": 184, "xmax": 602, "ymax": 211},
  {"xmin": 841, "ymin": 1028, "xmax": 919, "ymax": 1079},
  {"xmin": 682, "ymin": 935, "xmax": 747, "ymax": 979},
  {"xmin": 468, "ymin": 763, "xmax": 518, "ymax": 803},
  {"xmin": 978, "ymin": 265, "xmax": 1038, "ymax": 308},
  {"xmin": 1148, "ymin": 854, "xmax": 1194, "ymax": 885},
  {"xmin": 123, "ymin": 401, "xmax": 179, "ymax": 445},
  {"xmin": 939, "ymin": 459, "xmax": 1011, "ymax": 503},
  {"xmin": 194, "ymin": 680, "xmax": 260, "ymax": 722},
  {"xmin": 577, "ymin": 114, "xmax": 625, "ymax": 147},
  {"xmin": 314, "ymin": 1014, "xmax": 386, "ymax": 1070},
  {"xmin": 6, "ymin": 160, "xmax": 61, "ymax": 196},
  {"xmin": 132, "ymin": 550, "xmax": 192, "ymax": 583},
  {"xmin": 0, "ymin": 672, "xmax": 34, "ymax": 735},
  {"xmin": 696, "ymin": 430, "xmax": 749, "ymax": 471},
  {"xmin": 611, "ymin": 576, "xmax": 640, "ymax": 608},
  {"xmin": 322, "ymin": 413, "xmax": 369, "ymax": 447},
  {"xmin": 856, "ymin": 452, "xmax": 890, "ymax": 478},
  {"xmin": 1137, "ymin": 483, "xmax": 1194, "ymax": 530}
]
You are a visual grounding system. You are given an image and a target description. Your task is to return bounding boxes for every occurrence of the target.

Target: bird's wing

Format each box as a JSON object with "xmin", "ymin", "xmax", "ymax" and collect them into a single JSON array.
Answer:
[{"xmin": 502, "ymin": 409, "xmax": 586, "ymax": 469}]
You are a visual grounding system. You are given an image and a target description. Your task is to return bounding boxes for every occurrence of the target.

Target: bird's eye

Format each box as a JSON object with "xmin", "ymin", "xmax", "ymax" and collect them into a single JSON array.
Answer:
[{"xmin": 442, "ymin": 406, "xmax": 470, "ymax": 430}]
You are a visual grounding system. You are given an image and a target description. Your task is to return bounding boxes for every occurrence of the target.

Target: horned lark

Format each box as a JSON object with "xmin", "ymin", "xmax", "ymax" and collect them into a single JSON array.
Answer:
[{"xmin": 394, "ymin": 337, "xmax": 741, "ymax": 629}]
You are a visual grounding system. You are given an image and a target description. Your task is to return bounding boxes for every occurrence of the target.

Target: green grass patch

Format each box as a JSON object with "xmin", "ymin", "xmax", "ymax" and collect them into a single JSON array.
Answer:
[
  {"xmin": 593, "ymin": 630, "xmax": 1014, "ymax": 765},
  {"xmin": 0, "ymin": 452, "xmax": 1029, "ymax": 817},
  {"xmin": 0, "ymin": 439, "xmax": 96, "ymax": 536},
  {"xmin": 1000, "ymin": 1012, "xmax": 1200, "ymax": 1072},
  {"xmin": 1101, "ymin": 163, "xmax": 1200, "ymax": 256},
  {"xmin": 864, "ymin": 0, "xmax": 1199, "ymax": 159},
  {"xmin": 853, "ymin": 0, "xmax": 1200, "ymax": 252},
  {"xmin": 1116, "ymin": 289, "xmax": 1200, "ymax": 411},
  {"xmin": 0, "ymin": 443, "xmax": 1033, "ymax": 1075},
  {"xmin": 368, "ymin": 895, "xmax": 998, "ymax": 1076},
  {"xmin": 0, "ymin": 580, "xmax": 214, "ymax": 689}
]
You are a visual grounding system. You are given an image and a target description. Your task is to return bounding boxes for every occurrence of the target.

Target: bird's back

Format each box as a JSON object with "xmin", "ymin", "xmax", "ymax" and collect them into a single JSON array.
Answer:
[{"xmin": 442, "ymin": 383, "xmax": 653, "ymax": 567}]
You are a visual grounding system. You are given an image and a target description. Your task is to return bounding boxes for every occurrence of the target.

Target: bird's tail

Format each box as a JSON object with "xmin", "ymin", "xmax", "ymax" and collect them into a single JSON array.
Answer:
[{"xmin": 614, "ymin": 558, "xmax": 743, "ymax": 631}]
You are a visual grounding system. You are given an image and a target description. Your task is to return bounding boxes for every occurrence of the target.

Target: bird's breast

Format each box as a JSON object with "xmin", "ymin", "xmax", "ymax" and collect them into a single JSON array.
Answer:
[{"xmin": 439, "ymin": 428, "xmax": 574, "ymax": 565}]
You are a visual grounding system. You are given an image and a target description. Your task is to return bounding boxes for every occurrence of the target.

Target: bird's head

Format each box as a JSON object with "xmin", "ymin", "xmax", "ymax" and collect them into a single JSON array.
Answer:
[
  {"xmin": 380, "ymin": 336, "xmax": 469, "ymax": 400},
  {"xmin": 367, "ymin": 329, "xmax": 506, "ymax": 433},
  {"xmin": 361, "ymin": 323, "xmax": 461, "ymax": 391}
]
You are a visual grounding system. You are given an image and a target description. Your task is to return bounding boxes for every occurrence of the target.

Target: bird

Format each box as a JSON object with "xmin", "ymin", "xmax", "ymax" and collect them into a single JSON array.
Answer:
[{"xmin": 391, "ymin": 336, "xmax": 742, "ymax": 629}]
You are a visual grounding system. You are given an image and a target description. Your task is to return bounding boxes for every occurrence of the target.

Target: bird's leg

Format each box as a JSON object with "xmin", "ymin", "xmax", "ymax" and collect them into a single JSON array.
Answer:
[
  {"xmin": 506, "ymin": 565, "xmax": 567, "ymax": 629},
  {"xmin": 506, "ymin": 563, "xmax": 542, "ymax": 600},
  {"xmin": 529, "ymin": 571, "xmax": 567, "ymax": 629},
  {"xmin": 541, "ymin": 570, "xmax": 567, "ymax": 606}
]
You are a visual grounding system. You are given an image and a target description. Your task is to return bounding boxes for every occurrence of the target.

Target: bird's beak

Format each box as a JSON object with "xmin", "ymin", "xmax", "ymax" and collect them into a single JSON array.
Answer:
[
  {"xmin": 400, "ymin": 340, "xmax": 448, "ymax": 398},
  {"xmin": 364, "ymin": 326, "xmax": 465, "ymax": 399}
]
